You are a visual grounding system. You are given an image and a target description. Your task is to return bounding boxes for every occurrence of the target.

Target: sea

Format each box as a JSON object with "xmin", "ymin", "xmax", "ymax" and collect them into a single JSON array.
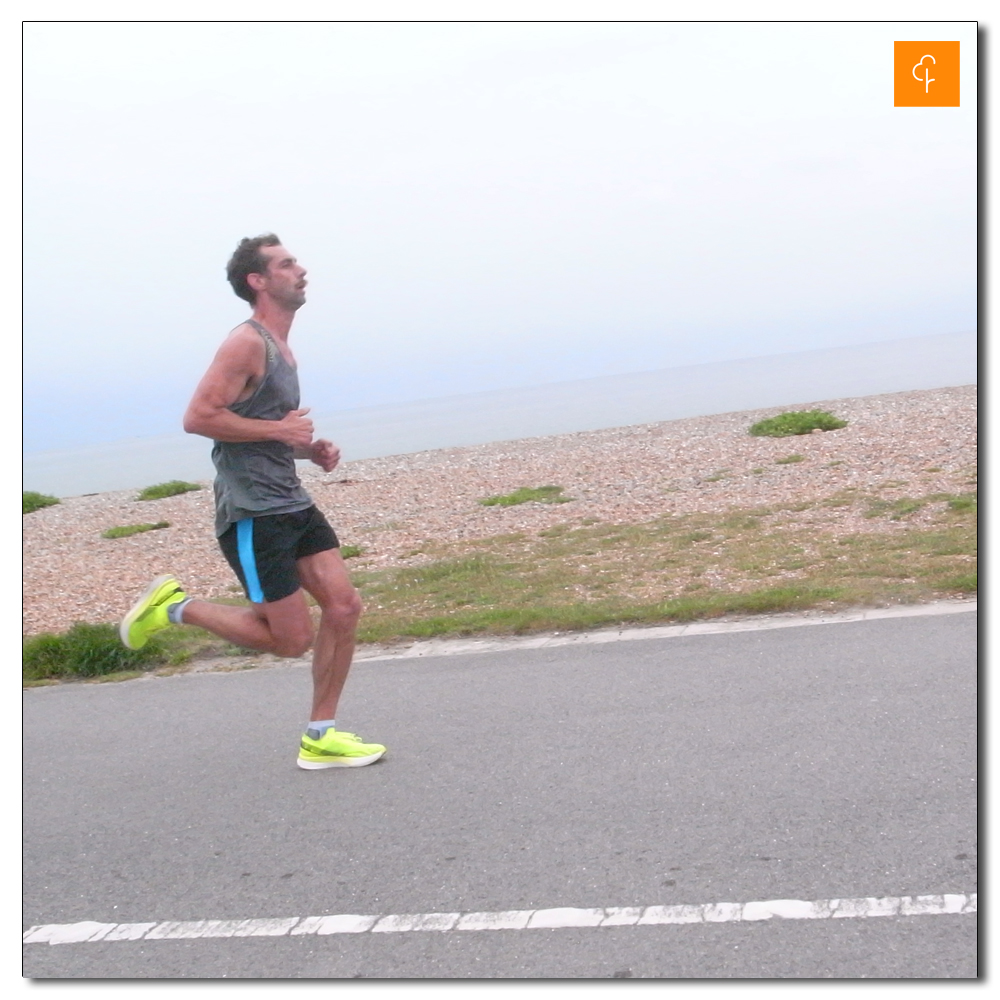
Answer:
[{"xmin": 23, "ymin": 330, "xmax": 977, "ymax": 498}]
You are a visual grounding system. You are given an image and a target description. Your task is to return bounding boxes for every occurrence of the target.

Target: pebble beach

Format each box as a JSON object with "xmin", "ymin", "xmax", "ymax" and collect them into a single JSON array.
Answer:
[{"xmin": 22, "ymin": 385, "xmax": 977, "ymax": 636}]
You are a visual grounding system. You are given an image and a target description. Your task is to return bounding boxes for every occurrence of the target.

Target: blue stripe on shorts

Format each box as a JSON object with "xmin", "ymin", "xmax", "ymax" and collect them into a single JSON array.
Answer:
[{"xmin": 235, "ymin": 518, "xmax": 265, "ymax": 604}]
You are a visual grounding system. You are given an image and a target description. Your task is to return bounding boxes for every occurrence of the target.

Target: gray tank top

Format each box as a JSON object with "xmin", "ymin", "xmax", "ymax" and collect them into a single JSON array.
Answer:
[{"xmin": 212, "ymin": 320, "xmax": 313, "ymax": 535}]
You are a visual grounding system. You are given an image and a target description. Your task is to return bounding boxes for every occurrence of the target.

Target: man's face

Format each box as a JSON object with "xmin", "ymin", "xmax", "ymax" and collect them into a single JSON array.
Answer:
[{"xmin": 255, "ymin": 245, "xmax": 308, "ymax": 310}]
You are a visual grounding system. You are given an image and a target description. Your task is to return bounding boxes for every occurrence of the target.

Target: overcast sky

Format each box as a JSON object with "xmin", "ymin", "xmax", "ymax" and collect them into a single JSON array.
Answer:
[{"xmin": 23, "ymin": 20, "xmax": 976, "ymax": 453}]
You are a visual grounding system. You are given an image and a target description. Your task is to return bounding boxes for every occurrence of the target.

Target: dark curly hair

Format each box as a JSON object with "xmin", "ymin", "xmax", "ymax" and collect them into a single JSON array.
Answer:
[{"xmin": 226, "ymin": 233, "xmax": 281, "ymax": 304}]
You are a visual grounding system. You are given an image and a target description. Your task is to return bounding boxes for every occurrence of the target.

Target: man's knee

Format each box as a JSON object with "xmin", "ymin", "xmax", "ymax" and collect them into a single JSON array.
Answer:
[{"xmin": 318, "ymin": 588, "xmax": 363, "ymax": 624}]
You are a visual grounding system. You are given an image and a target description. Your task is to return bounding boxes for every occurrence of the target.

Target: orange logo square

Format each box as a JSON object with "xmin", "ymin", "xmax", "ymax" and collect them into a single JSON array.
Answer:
[{"xmin": 894, "ymin": 41, "xmax": 960, "ymax": 107}]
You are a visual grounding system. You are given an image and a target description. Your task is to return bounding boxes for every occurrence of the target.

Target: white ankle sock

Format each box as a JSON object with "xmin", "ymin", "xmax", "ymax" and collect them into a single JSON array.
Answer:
[
  {"xmin": 167, "ymin": 598, "xmax": 192, "ymax": 625},
  {"xmin": 307, "ymin": 719, "xmax": 336, "ymax": 738}
]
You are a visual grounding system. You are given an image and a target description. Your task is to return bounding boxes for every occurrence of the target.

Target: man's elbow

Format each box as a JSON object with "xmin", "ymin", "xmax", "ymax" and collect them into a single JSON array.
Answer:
[{"xmin": 183, "ymin": 408, "xmax": 210, "ymax": 436}]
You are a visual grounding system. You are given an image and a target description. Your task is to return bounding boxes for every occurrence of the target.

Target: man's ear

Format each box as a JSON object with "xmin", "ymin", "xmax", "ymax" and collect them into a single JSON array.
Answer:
[{"xmin": 246, "ymin": 272, "xmax": 267, "ymax": 293}]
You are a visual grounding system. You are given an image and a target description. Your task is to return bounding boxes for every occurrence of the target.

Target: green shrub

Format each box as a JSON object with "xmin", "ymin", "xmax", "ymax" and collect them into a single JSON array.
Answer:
[
  {"xmin": 340, "ymin": 545, "xmax": 364, "ymax": 559},
  {"xmin": 102, "ymin": 521, "xmax": 170, "ymax": 539},
  {"xmin": 136, "ymin": 480, "xmax": 203, "ymax": 501},
  {"xmin": 479, "ymin": 485, "xmax": 572, "ymax": 507},
  {"xmin": 23, "ymin": 491, "xmax": 60, "ymax": 514},
  {"xmin": 775, "ymin": 454, "xmax": 805, "ymax": 465},
  {"xmin": 23, "ymin": 622, "xmax": 165, "ymax": 681},
  {"xmin": 749, "ymin": 410, "xmax": 848, "ymax": 437}
]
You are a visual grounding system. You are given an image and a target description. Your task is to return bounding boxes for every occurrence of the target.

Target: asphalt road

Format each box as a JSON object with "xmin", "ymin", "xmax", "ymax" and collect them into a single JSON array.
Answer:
[{"xmin": 23, "ymin": 610, "xmax": 977, "ymax": 979}]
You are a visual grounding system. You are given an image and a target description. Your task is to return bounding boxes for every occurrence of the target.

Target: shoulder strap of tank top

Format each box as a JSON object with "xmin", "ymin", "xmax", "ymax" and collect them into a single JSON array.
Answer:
[{"xmin": 244, "ymin": 319, "xmax": 278, "ymax": 365}]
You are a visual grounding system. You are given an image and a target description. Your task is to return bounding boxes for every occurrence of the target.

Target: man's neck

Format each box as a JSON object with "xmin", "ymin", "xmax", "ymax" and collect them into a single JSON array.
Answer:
[{"xmin": 251, "ymin": 302, "xmax": 296, "ymax": 340}]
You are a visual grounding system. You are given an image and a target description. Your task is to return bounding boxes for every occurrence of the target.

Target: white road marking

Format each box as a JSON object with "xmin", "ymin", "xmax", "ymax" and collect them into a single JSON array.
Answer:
[
  {"xmin": 23, "ymin": 892, "xmax": 977, "ymax": 945},
  {"xmin": 354, "ymin": 600, "xmax": 976, "ymax": 663},
  {"xmin": 290, "ymin": 914, "xmax": 376, "ymax": 935}
]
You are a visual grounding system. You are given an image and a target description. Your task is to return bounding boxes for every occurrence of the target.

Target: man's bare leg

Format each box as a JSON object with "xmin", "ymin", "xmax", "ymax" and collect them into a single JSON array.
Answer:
[
  {"xmin": 122, "ymin": 547, "xmax": 379, "ymax": 765},
  {"xmin": 293, "ymin": 549, "xmax": 383, "ymax": 768},
  {"xmin": 295, "ymin": 548, "xmax": 363, "ymax": 722},
  {"xmin": 144, "ymin": 548, "xmax": 361, "ymax": 715},
  {"xmin": 181, "ymin": 591, "xmax": 314, "ymax": 659}
]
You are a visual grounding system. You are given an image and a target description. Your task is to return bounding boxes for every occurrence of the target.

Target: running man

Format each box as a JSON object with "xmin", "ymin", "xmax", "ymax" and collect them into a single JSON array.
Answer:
[{"xmin": 119, "ymin": 234, "xmax": 385, "ymax": 770}]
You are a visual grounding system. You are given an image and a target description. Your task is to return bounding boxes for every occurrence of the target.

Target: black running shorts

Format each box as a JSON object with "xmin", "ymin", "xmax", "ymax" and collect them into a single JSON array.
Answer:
[{"xmin": 218, "ymin": 506, "xmax": 340, "ymax": 604}]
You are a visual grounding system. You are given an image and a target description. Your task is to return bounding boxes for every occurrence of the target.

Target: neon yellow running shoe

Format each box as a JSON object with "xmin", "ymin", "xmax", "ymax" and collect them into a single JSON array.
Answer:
[
  {"xmin": 297, "ymin": 729, "xmax": 386, "ymax": 769},
  {"xmin": 120, "ymin": 574, "xmax": 186, "ymax": 650}
]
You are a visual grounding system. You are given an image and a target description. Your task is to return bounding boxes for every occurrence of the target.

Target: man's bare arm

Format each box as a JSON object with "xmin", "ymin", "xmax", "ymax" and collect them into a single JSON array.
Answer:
[
  {"xmin": 294, "ymin": 438, "xmax": 341, "ymax": 472},
  {"xmin": 183, "ymin": 329, "xmax": 315, "ymax": 448}
]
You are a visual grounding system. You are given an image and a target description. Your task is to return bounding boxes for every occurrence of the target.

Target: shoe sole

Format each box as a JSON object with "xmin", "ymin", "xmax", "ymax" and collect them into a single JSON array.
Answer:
[
  {"xmin": 296, "ymin": 750, "xmax": 386, "ymax": 769},
  {"xmin": 119, "ymin": 574, "xmax": 177, "ymax": 649}
]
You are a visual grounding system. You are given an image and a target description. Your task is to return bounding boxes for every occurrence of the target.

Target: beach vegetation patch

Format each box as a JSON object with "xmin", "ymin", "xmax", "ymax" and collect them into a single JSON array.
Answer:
[
  {"xmin": 749, "ymin": 410, "xmax": 848, "ymax": 437},
  {"xmin": 102, "ymin": 521, "xmax": 170, "ymax": 539},
  {"xmin": 23, "ymin": 491, "xmax": 60, "ymax": 514},
  {"xmin": 479, "ymin": 485, "xmax": 572, "ymax": 507},
  {"xmin": 136, "ymin": 480, "xmax": 203, "ymax": 501},
  {"xmin": 867, "ymin": 490, "xmax": 975, "ymax": 518},
  {"xmin": 679, "ymin": 530, "xmax": 712, "ymax": 544},
  {"xmin": 340, "ymin": 545, "xmax": 364, "ymax": 559},
  {"xmin": 775, "ymin": 454, "xmax": 805, "ymax": 465},
  {"xmin": 947, "ymin": 494, "xmax": 977, "ymax": 512}
]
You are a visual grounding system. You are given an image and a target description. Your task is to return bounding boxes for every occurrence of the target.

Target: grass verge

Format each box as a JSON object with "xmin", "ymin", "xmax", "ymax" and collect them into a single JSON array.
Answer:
[
  {"xmin": 348, "ymin": 486, "xmax": 975, "ymax": 643},
  {"xmin": 23, "ymin": 623, "xmax": 166, "ymax": 682},
  {"xmin": 22, "ymin": 619, "xmax": 259, "ymax": 686},
  {"xmin": 24, "ymin": 486, "xmax": 976, "ymax": 682}
]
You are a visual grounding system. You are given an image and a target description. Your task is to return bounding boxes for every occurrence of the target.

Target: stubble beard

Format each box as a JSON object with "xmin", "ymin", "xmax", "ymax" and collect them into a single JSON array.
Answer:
[{"xmin": 279, "ymin": 288, "xmax": 307, "ymax": 311}]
